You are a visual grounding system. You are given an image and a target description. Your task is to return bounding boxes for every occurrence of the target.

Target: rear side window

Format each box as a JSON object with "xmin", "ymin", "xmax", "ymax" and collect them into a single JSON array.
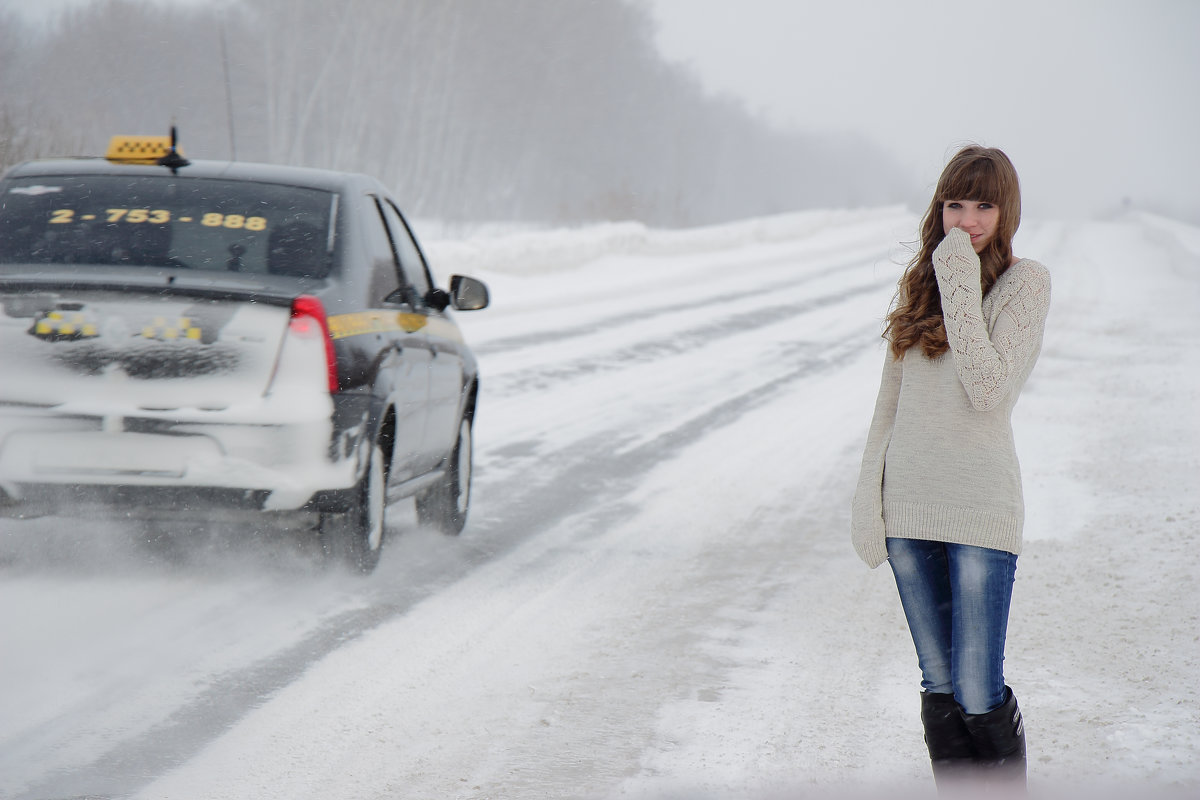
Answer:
[{"xmin": 0, "ymin": 175, "xmax": 336, "ymax": 278}]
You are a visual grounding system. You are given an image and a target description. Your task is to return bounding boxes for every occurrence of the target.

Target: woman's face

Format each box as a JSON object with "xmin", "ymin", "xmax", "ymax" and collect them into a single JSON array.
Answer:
[{"xmin": 942, "ymin": 199, "xmax": 1000, "ymax": 253}]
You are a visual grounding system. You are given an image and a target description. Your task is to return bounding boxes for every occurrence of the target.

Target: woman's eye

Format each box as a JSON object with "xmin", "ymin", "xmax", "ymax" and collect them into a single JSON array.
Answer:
[{"xmin": 946, "ymin": 202, "xmax": 962, "ymax": 209}]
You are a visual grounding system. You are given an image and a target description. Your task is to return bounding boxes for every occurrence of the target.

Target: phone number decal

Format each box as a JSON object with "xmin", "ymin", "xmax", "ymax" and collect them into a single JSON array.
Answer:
[{"xmin": 48, "ymin": 208, "xmax": 268, "ymax": 230}]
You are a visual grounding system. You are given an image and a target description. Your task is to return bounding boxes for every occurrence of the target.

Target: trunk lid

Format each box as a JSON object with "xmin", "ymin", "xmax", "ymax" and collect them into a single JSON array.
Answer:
[{"xmin": 1, "ymin": 284, "xmax": 293, "ymax": 412}]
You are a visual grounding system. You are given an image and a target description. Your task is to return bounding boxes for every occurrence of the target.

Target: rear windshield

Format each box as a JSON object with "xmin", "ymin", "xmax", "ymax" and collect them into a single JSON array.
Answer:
[{"xmin": 0, "ymin": 175, "xmax": 337, "ymax": 278}]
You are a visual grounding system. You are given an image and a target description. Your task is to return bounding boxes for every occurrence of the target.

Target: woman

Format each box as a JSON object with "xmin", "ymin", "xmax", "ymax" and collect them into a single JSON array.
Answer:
[{"xmin": 851, "ymin": 145, "xmax": 1051, "ymax": 791}]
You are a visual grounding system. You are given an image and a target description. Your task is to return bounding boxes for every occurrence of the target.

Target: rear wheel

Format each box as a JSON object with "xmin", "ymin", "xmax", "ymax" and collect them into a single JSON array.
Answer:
[
  {"xmin": 415, "ymin": 416, "xmax": 472, "ymax": 535},
  {"xmin": 319, "ymin": 442, "xmax": 385, "ymax": 573}
]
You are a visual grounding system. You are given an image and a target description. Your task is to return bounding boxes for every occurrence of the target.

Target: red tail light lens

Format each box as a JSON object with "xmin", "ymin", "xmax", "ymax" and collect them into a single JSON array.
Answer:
[{"xmin": 289, "ymin": 294, "xmax": 339, "ymax": 393}]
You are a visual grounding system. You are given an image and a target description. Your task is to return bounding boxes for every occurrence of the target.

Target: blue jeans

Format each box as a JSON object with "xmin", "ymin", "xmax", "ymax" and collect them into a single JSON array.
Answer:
[{"xmin": 886, "ymin": 537, "xmax": 1018, "ymax": 715}]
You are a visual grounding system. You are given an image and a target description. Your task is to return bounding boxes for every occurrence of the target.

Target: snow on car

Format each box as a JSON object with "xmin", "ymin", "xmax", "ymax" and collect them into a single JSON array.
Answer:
[{"xmin": 0, "ymin": 132, "xmax": 489, "ymax": 572}]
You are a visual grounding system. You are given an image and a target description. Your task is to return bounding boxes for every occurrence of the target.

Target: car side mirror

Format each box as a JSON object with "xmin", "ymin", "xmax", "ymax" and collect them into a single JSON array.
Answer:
[{"xmin": 449, "ymin": 275, "xmax": 489, "ymax": 311}]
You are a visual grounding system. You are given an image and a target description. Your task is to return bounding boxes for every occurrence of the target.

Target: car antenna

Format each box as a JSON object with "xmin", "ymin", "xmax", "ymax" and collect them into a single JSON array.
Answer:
[
  {"xmin": 156, "ymin": 125, "xmax": 191, "ymax": 172},
  {"xmin": 219, "ymin": 15, "xmax": 238, "ymax": 161}
]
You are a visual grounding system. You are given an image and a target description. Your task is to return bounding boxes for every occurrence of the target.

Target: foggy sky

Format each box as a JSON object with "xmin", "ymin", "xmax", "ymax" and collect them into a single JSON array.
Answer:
[
  {"xmin": 645, "ymin": 0, "xmax": 1200, "ymax": 224},
  {"xmin": 6, "ymin": 0, "xmax": 1197, "ymax": 225}
]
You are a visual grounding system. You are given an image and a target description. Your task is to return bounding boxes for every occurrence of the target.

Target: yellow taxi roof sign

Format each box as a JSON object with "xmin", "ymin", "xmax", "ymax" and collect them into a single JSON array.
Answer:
[{"xmin": 106, "ymin": 135, "xmax": 182, "ymax": 164}]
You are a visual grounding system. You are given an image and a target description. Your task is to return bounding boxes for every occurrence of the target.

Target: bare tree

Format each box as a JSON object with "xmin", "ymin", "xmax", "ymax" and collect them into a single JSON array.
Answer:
[{"xmin": 0, "ymin": 0, "xmax": 907, "ymax": 226}]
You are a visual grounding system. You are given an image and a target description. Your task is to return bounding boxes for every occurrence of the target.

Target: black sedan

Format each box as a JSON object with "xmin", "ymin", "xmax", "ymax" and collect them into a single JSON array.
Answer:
[{"xmin": 0, "ymin": 135, "xmax": 489, "ymax": 572}]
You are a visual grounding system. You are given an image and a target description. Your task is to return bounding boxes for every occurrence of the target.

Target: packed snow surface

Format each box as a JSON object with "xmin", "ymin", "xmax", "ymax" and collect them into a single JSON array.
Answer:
[{"xmin": 0, "ymin": 207, "xmax": 1197, "ymax": 799}]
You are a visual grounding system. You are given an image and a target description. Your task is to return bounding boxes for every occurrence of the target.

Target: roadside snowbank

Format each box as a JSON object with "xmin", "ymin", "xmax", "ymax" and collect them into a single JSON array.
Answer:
[{"xmin": 421, "ymin": 207, "xmax": 908, "ymax": 278}]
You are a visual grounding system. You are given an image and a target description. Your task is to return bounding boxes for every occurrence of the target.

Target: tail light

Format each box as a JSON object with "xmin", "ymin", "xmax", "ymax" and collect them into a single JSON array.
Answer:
[{"xmin": 289, "ymin": 294, "xmax": 339, "ymax": 393}]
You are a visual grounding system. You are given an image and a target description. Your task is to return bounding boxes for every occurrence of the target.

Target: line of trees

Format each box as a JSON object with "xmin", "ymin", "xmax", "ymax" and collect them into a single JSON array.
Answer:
[{"xmin": 0, "ymin": 0, "xmax": 908, "ymax": 226}]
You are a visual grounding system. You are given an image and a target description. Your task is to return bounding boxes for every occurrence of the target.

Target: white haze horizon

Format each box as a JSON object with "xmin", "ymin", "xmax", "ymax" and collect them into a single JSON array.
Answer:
[{"xmin": 645, "ymin": 0, "xmax": 1200, "ymax": 225}]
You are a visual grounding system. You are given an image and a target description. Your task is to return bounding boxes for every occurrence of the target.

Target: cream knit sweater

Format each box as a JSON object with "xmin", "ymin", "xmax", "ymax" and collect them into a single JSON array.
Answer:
[{"xmin": 851, "ymin": 227, "xmax": 1052, "ymax": 568}]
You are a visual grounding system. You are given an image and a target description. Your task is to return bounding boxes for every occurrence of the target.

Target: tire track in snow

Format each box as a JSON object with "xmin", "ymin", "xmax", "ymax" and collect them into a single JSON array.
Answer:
[
  {"xmin": 484, "ymin": 276, "xmax": 887, "ymax": 398},
  {"xmin": 473, "ymin": 246, "xmax": 889, "ymax": 358}
]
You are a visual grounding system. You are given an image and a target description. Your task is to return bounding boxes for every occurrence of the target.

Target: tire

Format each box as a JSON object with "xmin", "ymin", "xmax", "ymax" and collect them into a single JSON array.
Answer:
[
  {"xmin": 319, "ymin": 442, "xmax": 385, "ymax": 573},
  {"xmin": 415, "ymin": 416, "xmax": 472, "ymax": 535}
]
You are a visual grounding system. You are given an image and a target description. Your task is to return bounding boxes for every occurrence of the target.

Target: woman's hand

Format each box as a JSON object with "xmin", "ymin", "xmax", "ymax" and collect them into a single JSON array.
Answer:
[{"xmin": 933, "ymin": 226, "xmax": 977, "ymax": 270}]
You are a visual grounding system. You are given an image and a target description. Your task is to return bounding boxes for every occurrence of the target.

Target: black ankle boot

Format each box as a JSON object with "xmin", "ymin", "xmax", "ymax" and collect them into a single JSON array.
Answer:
[
  {"xmin": 960, "ymin": 687, "xmax": 1027, "ymax": 790},
  {"xmin": 920, "ymin": 691, "xmax": 976, "ymax": 791}
]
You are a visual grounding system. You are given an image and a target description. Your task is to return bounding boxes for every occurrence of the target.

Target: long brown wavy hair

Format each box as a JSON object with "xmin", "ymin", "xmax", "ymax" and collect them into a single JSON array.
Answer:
[{"xmin": 885, "ymin": 145, "xmax": 1022, "ymax": 359}]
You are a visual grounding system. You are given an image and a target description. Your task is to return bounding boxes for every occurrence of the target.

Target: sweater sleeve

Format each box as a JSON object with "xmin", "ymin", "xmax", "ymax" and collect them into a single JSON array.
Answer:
[
  {"xmin": 851, "ymin": 350, "xmax": 902, "ymax": 568},
  {"xmin": 932, "ymin": 228, "xmax": 1052, "ymax": 411}
]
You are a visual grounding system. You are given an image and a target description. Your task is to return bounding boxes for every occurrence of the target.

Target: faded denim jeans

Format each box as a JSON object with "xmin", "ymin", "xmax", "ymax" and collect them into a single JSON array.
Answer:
[{"xmin": 886, "ymin": 537, "xmax": 1018, "ymax": 715}]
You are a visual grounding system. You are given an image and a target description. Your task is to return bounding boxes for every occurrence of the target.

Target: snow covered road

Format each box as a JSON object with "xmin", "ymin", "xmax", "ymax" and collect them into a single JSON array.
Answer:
[{"xmin": 1, "ymin": 208, "xmax": 1197, "ymax": 799}]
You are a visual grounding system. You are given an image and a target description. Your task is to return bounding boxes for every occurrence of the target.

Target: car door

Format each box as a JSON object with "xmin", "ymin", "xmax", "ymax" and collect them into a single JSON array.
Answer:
[
  {"xmin": 380, "ymin": 199, "xmax": 464, "ymax": 471},
  {"xmin": 363, "ymin": 196, "xmax": 431, "ymax": 483}
]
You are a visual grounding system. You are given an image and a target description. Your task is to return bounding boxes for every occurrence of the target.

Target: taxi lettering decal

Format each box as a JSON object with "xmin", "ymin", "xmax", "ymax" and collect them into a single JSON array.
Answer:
[
  {"xmin": 27, "ymin": 310, "xmax": 208, "ymax": 344},
  {"xmin": 327, "ymin": 311, "xmax": 427, "ymax": 340},
  {"xmin": 45, "ymin": 207, "xmax": 269, "ymax": 230},
  {"xmin": 140, "ymin": 317, "xmax": 203, "ymax": 342},
  {"xmin": 30, "ymin": 310, "xmax": 99, "ymax": 341}
]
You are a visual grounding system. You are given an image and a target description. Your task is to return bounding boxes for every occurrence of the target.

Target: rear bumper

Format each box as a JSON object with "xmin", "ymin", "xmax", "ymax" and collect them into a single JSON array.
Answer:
[
  {"xmin": 0, "ymin": 483, "xmax": 272, "ymax": 519},
  {"xmin": 0, "ymin": 397, "xmax": 365, "ymax": 517}
]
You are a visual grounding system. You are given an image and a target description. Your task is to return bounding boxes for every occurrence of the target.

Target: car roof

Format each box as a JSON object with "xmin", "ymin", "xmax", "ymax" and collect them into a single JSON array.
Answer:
[{"xmin": 2, "ymin": 157, "xmax": 378, "ymax": 194}]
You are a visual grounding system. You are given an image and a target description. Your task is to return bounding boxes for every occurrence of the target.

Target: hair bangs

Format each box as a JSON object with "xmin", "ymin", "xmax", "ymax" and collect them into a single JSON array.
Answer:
[{"xmin": 937, "ymin": 155, "xmax": 1006, "ymax": 204}]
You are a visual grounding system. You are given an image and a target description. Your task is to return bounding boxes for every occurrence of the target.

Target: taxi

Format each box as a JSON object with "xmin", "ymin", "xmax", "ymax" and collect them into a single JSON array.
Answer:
[{"xmin": 0, "ymin": 132, "xmax": 489, "ymax": 572}]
